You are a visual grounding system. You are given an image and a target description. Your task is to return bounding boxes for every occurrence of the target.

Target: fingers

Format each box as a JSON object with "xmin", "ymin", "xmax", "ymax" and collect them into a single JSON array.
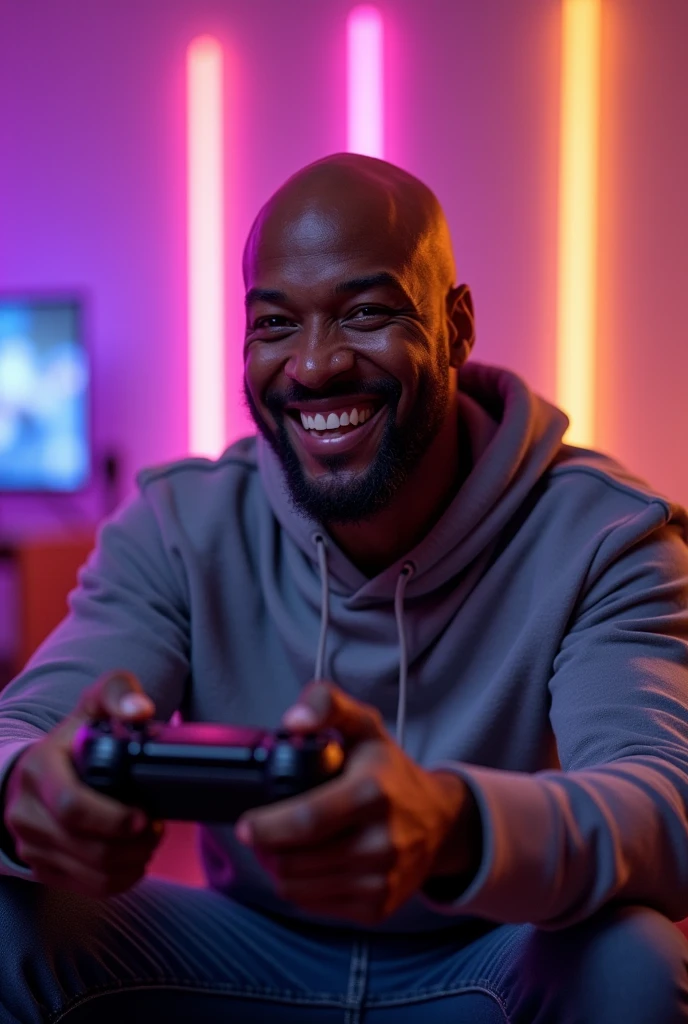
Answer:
[
  {"xmin": 259, "ymin": 823, "xmax": 409, "ymax": 926},
  {"xmin": 22, "ymin": 846, "xmax": 149, "ymax": 898},
  {"xmin": 12, "ymin": 669, "xmax": 158, "ymax": 842},
  {"xmin": 75, "ymin": 669, "xmax": 155, "ymax": 724},
  {"xmin": 11, "ymin": 792, "xmax": 163, "ymax": 863},
  {"xmin": 238, "ymin": 755, "xmax": 387, "ymax": 850},
  {"xmin": 282, "ymin": 681, "xmax": 386, "ymax": 741},
  {"xmin": 51, "ymin": 671, "xmax": 155, "ymax": 755},
  {"xmin": 8, "ymin": 791, "xmax": 163, "ymax": 894},
  {"xmin": 255, "ymin": 823, "xmax": 396, "ymax": 920},
  {"xmin": 248, "ymin": 683, "xmax": 391, "ymax": 852},
  {"xmin": 270, "ymin": 823, "xmax": 395, "ymax": 880},
  {"xmin": 19, "ymin": 743, "xmax": 149, "ymax": 839}
]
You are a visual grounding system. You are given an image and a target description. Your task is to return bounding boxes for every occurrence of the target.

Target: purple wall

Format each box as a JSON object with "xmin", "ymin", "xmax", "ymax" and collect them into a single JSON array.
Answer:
[{"xmin": 0, "ymin": 0, "xmax": 686, "ymax": 531}]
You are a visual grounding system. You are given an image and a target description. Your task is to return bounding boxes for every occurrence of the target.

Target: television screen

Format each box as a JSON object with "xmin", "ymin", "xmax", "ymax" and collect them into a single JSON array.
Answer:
[{"xmin": 0, "ymin": 298, "xmax": 89, "ymax": 491}]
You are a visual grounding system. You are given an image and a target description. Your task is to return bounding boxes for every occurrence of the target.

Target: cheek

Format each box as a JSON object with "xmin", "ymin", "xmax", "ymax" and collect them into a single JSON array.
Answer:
[
  {"xmin": 244, "ymin": 347, "xmax": 280, "ymax": 407},
  {"xmin": 387, "ymin": 357, "xmax": 427, "ymax": 422}
]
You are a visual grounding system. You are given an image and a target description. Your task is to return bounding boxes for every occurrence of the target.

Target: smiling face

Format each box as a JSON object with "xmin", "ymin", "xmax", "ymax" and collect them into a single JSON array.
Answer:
[{"xmin": 243, "ymin": 155, "xmax": 471, "ymax": 525}]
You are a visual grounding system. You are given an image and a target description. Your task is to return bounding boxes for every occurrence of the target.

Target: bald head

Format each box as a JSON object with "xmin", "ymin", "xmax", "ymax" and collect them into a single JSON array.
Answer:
[
  {"xmin": 243, "ymin": 153, "xmax": 456, "ymax": 295},
  {"xmin": 242, "ymin": 153, "xmax": 475, "ymax": 532}
]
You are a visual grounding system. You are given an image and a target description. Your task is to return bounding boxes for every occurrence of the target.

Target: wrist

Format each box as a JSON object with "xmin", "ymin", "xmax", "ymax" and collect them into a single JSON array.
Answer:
[{"xmin": 429, "ymin": 770, "xmax": 482, "ymax": 881}]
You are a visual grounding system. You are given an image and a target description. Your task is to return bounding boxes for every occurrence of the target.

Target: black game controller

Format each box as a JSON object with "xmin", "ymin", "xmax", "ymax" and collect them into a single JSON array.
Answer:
[{"xmin": 72, "ymin": 719, "xmax": 346, "ymax": 823}]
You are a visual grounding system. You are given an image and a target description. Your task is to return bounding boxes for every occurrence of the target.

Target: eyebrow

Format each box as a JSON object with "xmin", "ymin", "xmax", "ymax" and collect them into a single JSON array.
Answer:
[
  {"xmin": 245, "ymin": 287, "xmax": 288, "ymax": 307},
  {"xmin": 244, "ymin": 272, "xmax": 410, "ymax": 309},
  {"xmin": 333, "ymin": 272, "xmax": 408, "ymax": 296}
]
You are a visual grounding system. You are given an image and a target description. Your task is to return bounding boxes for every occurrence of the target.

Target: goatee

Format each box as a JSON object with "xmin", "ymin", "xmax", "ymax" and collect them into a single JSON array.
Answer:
[{"xmin": 243, "ymin": 361, "xmax": 449, "ymax": 525}]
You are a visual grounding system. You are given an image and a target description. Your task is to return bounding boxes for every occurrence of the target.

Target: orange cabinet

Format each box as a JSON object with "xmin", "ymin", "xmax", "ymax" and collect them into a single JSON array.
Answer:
[{"xmin": 1, "ymin": 533, "xmax": 95, "ymax": 675}]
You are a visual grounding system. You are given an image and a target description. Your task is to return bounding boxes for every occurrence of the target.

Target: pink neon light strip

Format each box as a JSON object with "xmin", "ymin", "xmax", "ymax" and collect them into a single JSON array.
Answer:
[
  {"xmin": 347, "ymin": 6, "xmax": 384, "ymax": 158},
  {"xmin": 187, "ymin": 36, "xmax": 225, "ymax": 456}
]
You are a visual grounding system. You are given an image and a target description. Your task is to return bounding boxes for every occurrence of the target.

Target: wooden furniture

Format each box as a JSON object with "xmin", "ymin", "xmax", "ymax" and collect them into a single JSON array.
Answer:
[{"xmin": 0, "ymin": 533, "xmax": 95, "ymax": 676}]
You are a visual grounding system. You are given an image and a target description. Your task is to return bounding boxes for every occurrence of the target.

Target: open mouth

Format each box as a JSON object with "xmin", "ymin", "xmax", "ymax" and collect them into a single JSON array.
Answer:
[
  {"xmin": 288, "ymin": 399, "xmax": 383, "ymax": 438},
  {"xmin": 285, "ymin": 398, "xmax": 388, "ymax": 455}
]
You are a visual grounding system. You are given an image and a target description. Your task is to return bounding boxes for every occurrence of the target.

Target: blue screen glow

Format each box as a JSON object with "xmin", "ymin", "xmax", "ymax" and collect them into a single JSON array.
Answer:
[{"xmin": 0, "ymin": 300, "xmax": 89, "ymax": 491}]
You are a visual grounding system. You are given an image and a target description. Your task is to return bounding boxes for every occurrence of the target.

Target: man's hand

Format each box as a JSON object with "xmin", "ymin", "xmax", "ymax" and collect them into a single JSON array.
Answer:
[
  {"xmin": 2, "ymin": 671, "xmax": 165, "ymax": 897},
  {"xmin": 235, "ymin": 682, "xmax": 481, "ymax": 925}
]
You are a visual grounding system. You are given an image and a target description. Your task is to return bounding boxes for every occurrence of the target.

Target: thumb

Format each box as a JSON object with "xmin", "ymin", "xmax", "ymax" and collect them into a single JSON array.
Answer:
[
  {"xmin": 282, "ymin": 681, "xmax": 386, "ymax": 742},
  {"xmin": 75, "ymin": 670, "xmax": 155, "ymax": 723}
]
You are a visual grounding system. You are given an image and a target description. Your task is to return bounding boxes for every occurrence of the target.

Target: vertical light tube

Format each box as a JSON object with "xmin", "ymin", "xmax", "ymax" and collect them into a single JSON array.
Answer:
[
  {"xmin": 187, "ymin": 36, "xmax": 225, "ymax": 457},
  {"xmin": 556, "ymin": 0, "xmax": 602, "ymax": 446},
  {"xmin": 347, "ymin": 6, "xmax": 384, "ymax": 158}
]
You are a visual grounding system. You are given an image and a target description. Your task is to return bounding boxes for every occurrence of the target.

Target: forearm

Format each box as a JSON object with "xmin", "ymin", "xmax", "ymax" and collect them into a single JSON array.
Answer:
[{"xmin": 421, "ymin": 756, "xmax": 688, "ymax": 929}]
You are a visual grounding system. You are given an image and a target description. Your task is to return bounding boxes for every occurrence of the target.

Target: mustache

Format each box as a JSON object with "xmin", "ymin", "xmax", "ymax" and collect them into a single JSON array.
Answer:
[{"xmin": 264, "ymin": 378, "xmax": 401, "ymax": 415}]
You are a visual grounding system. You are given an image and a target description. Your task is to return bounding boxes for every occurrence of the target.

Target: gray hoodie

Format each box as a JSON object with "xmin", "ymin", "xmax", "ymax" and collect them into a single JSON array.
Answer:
[{"xmin": 1, "ymin": 360, "xmax": 688, "ymax": 933}]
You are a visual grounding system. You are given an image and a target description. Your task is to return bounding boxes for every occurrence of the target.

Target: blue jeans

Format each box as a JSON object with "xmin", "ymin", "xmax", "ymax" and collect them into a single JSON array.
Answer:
[{"xmin": 0, "ymin": 877, "xmax": 686, "ymax": 1023}]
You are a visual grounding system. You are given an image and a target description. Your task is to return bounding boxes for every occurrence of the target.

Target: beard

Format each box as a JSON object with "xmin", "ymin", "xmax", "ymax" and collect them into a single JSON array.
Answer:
[{"xmin": 243, "ymin": 353, "xmax": 450, "ymax": 525}]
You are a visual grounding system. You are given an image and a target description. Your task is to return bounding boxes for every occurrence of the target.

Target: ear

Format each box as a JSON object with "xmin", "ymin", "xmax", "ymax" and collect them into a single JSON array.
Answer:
[{"xmin": 446, "ymin": 284, "xmax": 475, "ymax": 369}]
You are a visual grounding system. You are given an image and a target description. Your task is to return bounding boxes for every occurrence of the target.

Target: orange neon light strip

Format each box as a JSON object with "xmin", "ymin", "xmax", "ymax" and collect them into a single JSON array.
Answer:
[
  {"xmin": 187, "ymin": 36, "xmax": 226, "ymax": 456},
  {"xmin": 556, "ymin": 0, "xmax": 601, "ymax": 446}
]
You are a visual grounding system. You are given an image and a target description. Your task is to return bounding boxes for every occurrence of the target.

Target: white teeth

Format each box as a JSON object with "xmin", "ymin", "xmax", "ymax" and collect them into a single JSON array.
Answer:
[{"xmin": 298, "ymin": 406, "xmax": 374, "ymax": 432}]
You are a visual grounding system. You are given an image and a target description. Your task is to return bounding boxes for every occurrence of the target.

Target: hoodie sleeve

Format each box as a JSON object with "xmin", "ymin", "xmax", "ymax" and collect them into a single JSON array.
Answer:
[
  {"xmin": 0, "ymin": 487, "xmax": 191, "ymax": 879},
  {"xmin": 422, "ymin": 511, "xmax": 688, "ymax": 929}
]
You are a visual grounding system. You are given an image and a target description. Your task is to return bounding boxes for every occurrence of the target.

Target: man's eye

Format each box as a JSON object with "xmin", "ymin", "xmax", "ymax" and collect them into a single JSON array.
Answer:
[
  {"xmin": 350, "ymin": 306, "xmax": 390, "ymax": 319},
  {"xmin": 254, "ymin": 315, "xmax": 291, "ymax": 329}
]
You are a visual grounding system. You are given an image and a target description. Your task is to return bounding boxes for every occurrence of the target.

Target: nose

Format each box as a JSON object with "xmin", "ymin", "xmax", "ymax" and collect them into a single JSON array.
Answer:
[{"xmin": 284, "ymin": 327, "xmax": 356, "ymax": 391}]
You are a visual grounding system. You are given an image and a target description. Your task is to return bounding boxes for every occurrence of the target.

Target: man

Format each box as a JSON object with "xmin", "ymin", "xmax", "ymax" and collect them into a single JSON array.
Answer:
[{"xmin": 0, "ymin": 153, "xmax": 686, "ymax": 1023}]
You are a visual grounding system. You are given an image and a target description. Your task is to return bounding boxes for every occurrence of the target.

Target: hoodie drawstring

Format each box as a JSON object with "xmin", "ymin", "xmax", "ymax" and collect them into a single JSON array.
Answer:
[
  {"xmin": 311, "ymin": 534, "xmax": 415, "ymax": 749},
  {"xmin": 393, "ymin": 562, "xmax": 414, "ymax": 749},
  {"xmin": 313, "ymin": 534, "xmax": 330, "ymax": 681}
]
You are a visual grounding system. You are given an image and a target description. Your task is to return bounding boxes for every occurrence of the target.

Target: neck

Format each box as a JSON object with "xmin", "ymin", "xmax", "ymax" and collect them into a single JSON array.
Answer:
[{"xmin": 327, "ymin": 394, "xmax": 467, "ymax": 577}]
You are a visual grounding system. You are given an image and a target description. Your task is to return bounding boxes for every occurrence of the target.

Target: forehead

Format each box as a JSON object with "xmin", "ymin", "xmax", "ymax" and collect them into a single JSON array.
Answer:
[{"xmin": 244, "ymin": 199, "xmax": 419, "ymax": 295}]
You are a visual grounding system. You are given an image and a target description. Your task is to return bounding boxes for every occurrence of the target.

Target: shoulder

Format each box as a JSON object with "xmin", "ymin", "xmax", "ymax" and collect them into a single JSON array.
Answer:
[
  {"xmin": 136, "ymin": 435, "xmax": 259, "ymax": 492},
  {"xmin": 549, "ymin": 444, "xmax": 685, "ymax": 523},
  {"xmin": 131, "ymin": 435, "xmax": 267, "ymax": 540},
  {"xmin": 545, "ymin": 444, "xmax": 688, "ymax": 571},
  {"xmin": 136, "ymin": 435, "xmax": 260, "ymax": 507}
]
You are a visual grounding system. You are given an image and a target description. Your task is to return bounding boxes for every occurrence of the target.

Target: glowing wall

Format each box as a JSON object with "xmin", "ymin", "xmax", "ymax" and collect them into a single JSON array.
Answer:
[{"xmin": 0, "ymin": 0, "xmax": 686, "ymax": 518}]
